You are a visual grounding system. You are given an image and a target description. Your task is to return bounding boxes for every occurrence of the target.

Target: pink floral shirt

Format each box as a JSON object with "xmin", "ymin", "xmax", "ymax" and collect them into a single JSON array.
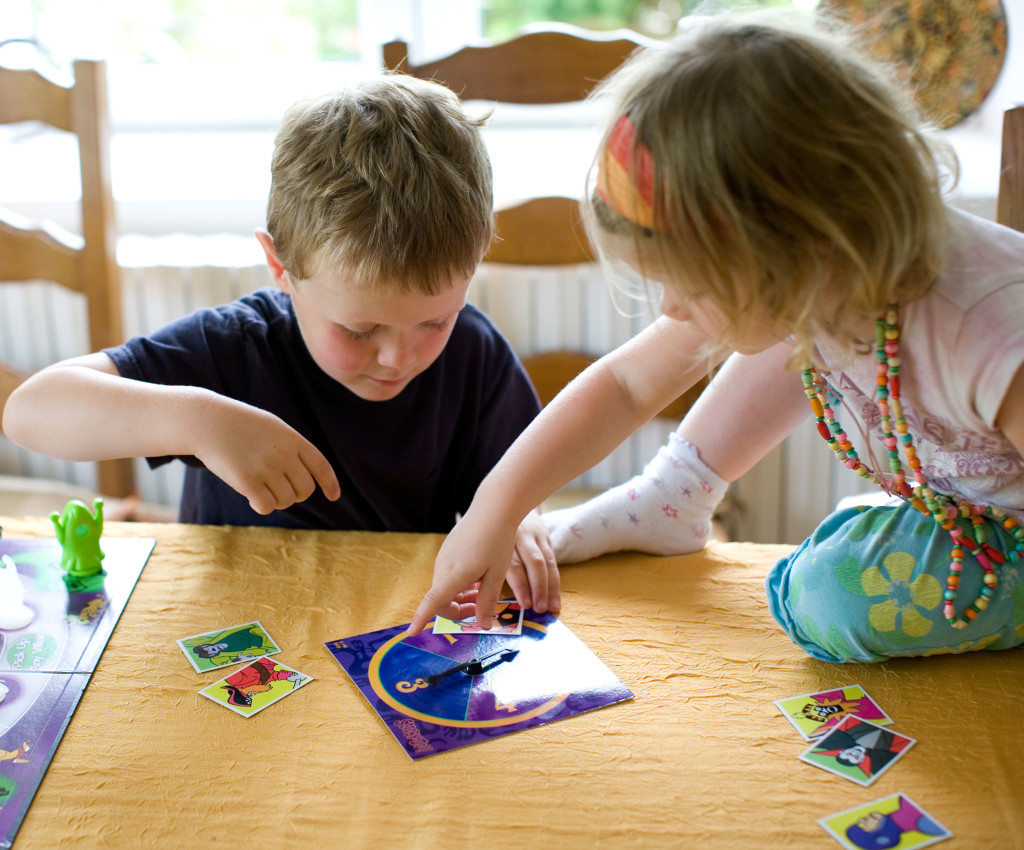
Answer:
[{"xmin": 817, "ymin": 208, "xmax": 1024, "ymax": 516}]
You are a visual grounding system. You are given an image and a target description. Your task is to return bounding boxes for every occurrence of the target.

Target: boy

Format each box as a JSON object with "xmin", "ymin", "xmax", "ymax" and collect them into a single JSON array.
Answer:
[{"xmin": 3, "ymin": 76, "xmax": 557, "ymax": 606}]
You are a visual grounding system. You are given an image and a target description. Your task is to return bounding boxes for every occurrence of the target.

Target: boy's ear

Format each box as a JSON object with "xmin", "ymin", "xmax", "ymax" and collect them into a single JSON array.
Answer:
[{"xmin": 255, "ymin": 228, "xmax": 293, "ymax": 293}]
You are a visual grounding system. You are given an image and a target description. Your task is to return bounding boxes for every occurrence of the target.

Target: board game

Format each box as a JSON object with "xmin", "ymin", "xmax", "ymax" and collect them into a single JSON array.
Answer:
[
  {"xmin": 326, "ymin": 609, "xmax": 633, "ymax": 759},
  {"xmin": 0, "ymin": 535, "xmax": 155, "ymax": 849}
]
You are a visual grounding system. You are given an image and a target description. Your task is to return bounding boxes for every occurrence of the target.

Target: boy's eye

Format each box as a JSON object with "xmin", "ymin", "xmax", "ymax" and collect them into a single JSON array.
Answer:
[
  {"xmin": 342, "ymin": 326, "xmax": 376, "ymax": 341},
  {"xmin": 424, "ymin": 317, "xmax": 452, "ymax": 332}
]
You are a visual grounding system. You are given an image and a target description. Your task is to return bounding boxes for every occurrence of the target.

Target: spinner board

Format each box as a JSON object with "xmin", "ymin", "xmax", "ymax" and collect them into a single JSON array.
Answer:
[{"xmin": 326, "ymin": 609, "xmax": 633, "ymax": 759}]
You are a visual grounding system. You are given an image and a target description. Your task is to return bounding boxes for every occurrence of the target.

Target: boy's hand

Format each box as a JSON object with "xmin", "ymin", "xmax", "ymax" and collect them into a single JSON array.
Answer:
[
  {"xmin": 194, "ymin": 397, "xmax": 341, "ymax": 514},
  {"xmin": 508, "ymin": 510, "xmax": 560, "ymax": 615}
]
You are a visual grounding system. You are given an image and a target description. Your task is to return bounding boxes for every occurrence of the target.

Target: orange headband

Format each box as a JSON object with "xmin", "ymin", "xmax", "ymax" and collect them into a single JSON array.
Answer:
[{"xmin": 596, "ymin": 114, "xmax": 656, "ymax": 230}]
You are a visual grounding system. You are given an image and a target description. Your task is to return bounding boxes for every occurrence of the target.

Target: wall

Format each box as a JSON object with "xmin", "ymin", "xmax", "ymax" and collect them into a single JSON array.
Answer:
[{"xmin": 0, "ymin": 241, "xmax": 875, "ymax": 543}]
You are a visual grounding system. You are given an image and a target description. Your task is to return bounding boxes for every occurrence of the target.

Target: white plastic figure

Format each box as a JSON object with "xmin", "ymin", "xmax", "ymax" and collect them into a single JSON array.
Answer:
[{"xmin": 0, "ymin": 554, "xmax": 34, "ymax": 630}]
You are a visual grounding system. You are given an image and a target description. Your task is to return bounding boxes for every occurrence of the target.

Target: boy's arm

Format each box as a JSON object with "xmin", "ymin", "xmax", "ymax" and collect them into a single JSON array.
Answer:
[
  {"xmin": 2, "ymin": 352, "xmax": 340, "ymax": 514},
  {"xmin": 409, "ymin": 317, "xmax": 714, "ymax": 634}
]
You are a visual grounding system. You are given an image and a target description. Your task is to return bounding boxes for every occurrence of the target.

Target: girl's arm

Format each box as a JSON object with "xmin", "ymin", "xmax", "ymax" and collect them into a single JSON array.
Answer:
[
  {"xmin": 409, "ymin": 317, "xmax": 715, "ymax": 634},
  {"xmin": 2, "ymin": 353, "xmax": 340, "ymax": 513},
  {"xmin": 995, "ymin": 362, "xmax": 1024, "ymax": 456},
  {"xmin": 676, "ymin": 344, "xmax": 808, "ymax": 482}
]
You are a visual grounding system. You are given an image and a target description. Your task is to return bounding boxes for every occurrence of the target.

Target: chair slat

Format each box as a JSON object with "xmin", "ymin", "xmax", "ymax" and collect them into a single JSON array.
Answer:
[
  {"xmin": 0, "ymin": 218, "xmax": 80, "ymax": 289},
  {"xmin": 0, "ymin": 65, "xmax": 73, "ymax": 129},
  {"xmin": 997, "ymin": 105, "xmax": 1024, "ymax": 234},
  {"xmin": 387, "ymin": 29, "xmax": 644, "ymax": 104},
  {"xmin": 487, "ymin": 197, "xmax": 593, "ymax": 265}
]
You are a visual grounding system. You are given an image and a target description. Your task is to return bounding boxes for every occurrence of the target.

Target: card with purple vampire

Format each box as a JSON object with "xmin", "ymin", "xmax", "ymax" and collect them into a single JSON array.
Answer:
[{"xmin": 326, "ymin": 610, "xmax": 634, "ymax": 759}]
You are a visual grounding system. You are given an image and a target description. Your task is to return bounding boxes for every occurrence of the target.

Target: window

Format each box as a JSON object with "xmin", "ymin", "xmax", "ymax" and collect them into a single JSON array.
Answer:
[{"xmin": 0, "ymin": 0, "xmax": 1014, "ymax": 239}]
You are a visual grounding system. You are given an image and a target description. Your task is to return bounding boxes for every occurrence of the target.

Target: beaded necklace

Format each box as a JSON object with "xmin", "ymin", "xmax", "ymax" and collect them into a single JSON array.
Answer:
[{"xmin": 801, "ymin": 305, "xmax": 1024, "ymax": 629}]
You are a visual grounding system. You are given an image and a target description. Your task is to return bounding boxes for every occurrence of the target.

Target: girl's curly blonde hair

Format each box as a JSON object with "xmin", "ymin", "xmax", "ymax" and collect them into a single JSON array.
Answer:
[{"xmin": 586, "ymin": 11, "xmax": 953, "ymax": 368}]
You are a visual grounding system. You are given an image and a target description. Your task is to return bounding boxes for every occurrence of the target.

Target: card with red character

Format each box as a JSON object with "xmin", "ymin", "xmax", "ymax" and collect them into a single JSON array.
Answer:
[{"xmin": 199, "ymin": 657, "xmax": 312, "ymax": 717}]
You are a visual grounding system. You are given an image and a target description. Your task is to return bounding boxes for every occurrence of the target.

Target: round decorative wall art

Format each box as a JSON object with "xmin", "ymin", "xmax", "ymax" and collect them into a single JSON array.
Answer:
[{"xmin": 819, "ymin": 0, "xmax": 1008, "ymax": 128}]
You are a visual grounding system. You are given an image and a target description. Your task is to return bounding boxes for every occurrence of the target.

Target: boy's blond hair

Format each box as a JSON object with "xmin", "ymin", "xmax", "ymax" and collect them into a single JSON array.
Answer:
[
  {"xmin": 267, "ymin": 75, "xmax": 493, "ymax": 293},
  {"xmin": 587, "ymin": 12, "xmax": 952, "ymax": 367}
]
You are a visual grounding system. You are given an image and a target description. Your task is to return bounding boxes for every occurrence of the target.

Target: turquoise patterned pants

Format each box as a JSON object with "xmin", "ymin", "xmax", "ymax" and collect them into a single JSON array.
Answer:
[{"xmin": 766, "ymin": 503, "xmax": 1024, "ymax": 662}]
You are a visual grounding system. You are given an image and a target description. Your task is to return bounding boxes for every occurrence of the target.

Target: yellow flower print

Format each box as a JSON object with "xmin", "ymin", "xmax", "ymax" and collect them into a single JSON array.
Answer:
[
  {"xmin": 860, "ymin": 551, "xmax": 943, "ymax": 638},
  {"xmin": 921, "ymin": 633, "xmax": 1003, "ymax": 656}
]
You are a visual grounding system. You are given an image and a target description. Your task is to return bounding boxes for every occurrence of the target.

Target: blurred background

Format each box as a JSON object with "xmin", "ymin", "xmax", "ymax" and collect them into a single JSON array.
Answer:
[{"xmin": 0, "ymin": 0, "xmax": 1018, "ymax": 540}]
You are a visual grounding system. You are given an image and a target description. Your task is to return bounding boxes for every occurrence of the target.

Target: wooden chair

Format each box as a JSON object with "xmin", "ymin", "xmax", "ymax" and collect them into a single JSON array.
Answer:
[
  {"xmin": 997, "ymin": 104, "xmax": 1024, "ymax": 233},
  {"xmin": 382, "ymin": 24, "xmax": 648, "ymax": 106},
  {"xmin": 0, "ymin": 58, "xmax": 135, "ymax": 500},
  {"xmin": 383, "ymin": 25, "xmax": 705, "ymax": 419},
  {"xmin": 383, "ymin": 24, "xmax": 646, "ymax": 269}
]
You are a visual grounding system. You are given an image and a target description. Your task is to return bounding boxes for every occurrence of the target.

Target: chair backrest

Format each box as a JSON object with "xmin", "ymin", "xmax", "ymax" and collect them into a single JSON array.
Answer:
[
  {"xmin": 383, "ymin": 25, "xmax": 705, "ymax": 414},
  {"xmin": 997, "ymin": 104, "xmax": 1024, "ymax": 233},
  {"xmin": 382, "ymin": 24, "xmax": 645, "ymax": 106},
  {"xmin": 0, "ymin": 59, "xmax": 134, "ymax": 497},
  {"xmin": 384, "ymin": 24, "xmax": 650, "ymax": 268}
]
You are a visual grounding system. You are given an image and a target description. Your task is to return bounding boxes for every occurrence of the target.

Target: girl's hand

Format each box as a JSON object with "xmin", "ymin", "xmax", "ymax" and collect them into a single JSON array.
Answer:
[
  {"xmin": 408, "ymin": 507, "xmax": 521, "ymax": 636},
  {"xmin": 193, "ymin": 396, "xmax": 341, "ymax": 514},
  {"xmin": 508, "ymin": 509, "xmax": 560, "ymax": 615}
]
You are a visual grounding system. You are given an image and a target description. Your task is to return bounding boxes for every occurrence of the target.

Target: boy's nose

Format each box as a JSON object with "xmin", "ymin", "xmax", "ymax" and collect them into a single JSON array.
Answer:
[{"xmin": 376, "ymin": 335, "xmax": 415, "ymax": 370}]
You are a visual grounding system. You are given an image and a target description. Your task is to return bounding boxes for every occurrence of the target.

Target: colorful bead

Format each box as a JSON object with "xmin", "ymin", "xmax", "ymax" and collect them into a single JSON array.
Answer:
[{"xmin": 801, "ymin": 304, "xmax": 1020, "ymax": 630}]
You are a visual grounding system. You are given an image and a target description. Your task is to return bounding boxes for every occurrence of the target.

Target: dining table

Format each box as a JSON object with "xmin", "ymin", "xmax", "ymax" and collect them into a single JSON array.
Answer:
[{"xmin": 1, "ymin": 515, "xmax": 1021, "ymax": 849}]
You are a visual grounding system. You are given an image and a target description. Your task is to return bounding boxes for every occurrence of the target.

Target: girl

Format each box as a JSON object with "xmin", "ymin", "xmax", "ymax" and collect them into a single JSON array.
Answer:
[{"xmin": 409, "ymin": 13, "xmax": 1024, "ymax": 662}]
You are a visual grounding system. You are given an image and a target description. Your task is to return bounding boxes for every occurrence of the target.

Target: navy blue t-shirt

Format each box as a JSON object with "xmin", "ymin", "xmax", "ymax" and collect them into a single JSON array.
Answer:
[{"xmin": 106, "ymin": 289, "xmax": 540, "ymax": 531}]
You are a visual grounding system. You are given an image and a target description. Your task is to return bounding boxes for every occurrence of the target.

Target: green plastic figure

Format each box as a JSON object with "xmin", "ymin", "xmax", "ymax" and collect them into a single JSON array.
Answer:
[{"xmin": 51, "ymin": 498, "xmax": 106, "ymax": 592}]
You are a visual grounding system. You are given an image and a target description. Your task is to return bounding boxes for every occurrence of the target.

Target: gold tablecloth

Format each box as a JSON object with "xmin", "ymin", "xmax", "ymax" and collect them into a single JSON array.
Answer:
[{"xmin": 4, "ymin": 517, "xmax": 1022, "ymax": 849}]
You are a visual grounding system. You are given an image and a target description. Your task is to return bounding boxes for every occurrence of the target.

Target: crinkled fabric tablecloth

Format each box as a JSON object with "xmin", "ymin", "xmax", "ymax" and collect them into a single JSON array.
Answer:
[{"xmin": 4, "ymin": 518, "xmax": 1022, "ymax": 849}]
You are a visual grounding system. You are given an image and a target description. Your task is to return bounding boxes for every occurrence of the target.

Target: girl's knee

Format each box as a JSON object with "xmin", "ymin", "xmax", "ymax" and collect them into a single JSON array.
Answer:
[{"xmin": 766, "ymin": 505, "xmax": 1024, "ymax": 662}]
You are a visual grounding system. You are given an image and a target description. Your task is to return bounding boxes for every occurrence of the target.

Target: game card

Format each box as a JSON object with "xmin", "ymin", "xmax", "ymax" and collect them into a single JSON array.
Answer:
[
  {"xmin": 177, "ymin": 621, "xmax": 281, "ymax": 672},
  {"xmin": 199, "ymin": 657, "xmax": 312, "ymax": 718},
  {"xmin": 819, "ymin": 793, "xmax": 951, "ymax": 849},
  {"xmin": 775, "ymin": 684, "xmax": 892, "ymax": 740},
  {"xmin": 799, "ymin": 715, "xmax": 914, "ymax": 786},
  {"xmin": 432, "ymin": 599, "xmax": 524, "ymax": 635}
]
